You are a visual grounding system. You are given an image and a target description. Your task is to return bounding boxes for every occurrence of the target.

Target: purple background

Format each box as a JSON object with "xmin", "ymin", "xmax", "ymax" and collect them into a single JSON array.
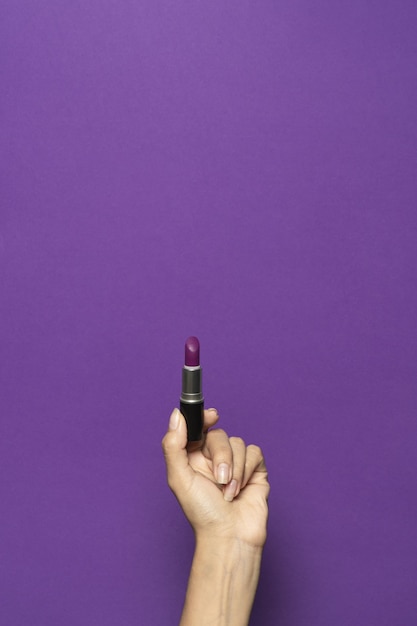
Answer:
[{"xmin": 1, "ymin": 1, "xmax": 416, "ymax": 624}]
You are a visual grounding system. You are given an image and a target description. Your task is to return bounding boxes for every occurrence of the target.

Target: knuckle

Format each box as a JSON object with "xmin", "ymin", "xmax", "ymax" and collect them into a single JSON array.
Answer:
[
  {"xmin": 208, "ymin": 427, "xmax": 226, "ymax": 438},
  {"xmin": 161, "ymin": 432, "xmax": 176, "ymax": 455},
  {"xmin": 206, "ymin": 428, "xmax": 228, "ymax": 449},
  {"xmin": 230, "ymin": 436, "xmax": 245, "ymax": 448},
  {"xmin": 248, "ymin": 443, "xmax": 263, "ymax": 458},
  {"xmin": 215, "ymin": 444, "xmax": 232, "ymax": 458}
]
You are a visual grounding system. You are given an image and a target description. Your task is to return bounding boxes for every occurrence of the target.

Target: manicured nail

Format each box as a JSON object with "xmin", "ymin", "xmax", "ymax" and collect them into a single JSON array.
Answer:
[
  {"xmin": 169, "ymin": 408, "xmax": 180, "ymax": 430},
  {"xmin": 217, "ymin": 463, "xmax": 230, "ymax": 485},
  {"xmin": 224, "ymin": 479, "xmax": 238, "ymax": 502}
]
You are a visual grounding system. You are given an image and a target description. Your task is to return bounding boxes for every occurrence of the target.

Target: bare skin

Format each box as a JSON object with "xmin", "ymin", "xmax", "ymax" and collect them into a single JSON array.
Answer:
[{"xmin": 162, "ymin": 408, "xmax": 270, "ymax": 626}]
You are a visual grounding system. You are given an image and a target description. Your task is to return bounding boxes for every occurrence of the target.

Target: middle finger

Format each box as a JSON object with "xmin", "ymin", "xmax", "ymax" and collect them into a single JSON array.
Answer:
[{"xmin": 202, "ymin": 428, "xmax": 233, "ymax": 485}]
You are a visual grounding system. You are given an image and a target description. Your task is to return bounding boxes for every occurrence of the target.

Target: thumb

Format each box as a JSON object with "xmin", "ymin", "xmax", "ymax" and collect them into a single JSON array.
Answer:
[{"xmin": 162, "ymin": 408, "xmax": 194, "ymax": 492}]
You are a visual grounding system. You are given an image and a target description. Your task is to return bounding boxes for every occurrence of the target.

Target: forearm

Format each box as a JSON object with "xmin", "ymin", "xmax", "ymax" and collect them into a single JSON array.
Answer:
[{"xmin": 180, "ymin": 536, "xmax": 263, "ymax": 626}]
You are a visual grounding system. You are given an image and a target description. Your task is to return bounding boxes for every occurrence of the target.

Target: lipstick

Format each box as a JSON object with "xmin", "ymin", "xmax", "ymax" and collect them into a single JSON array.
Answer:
[{"xmin": 180, "ymin": 336, "xmax": 204, "ymax": 442}]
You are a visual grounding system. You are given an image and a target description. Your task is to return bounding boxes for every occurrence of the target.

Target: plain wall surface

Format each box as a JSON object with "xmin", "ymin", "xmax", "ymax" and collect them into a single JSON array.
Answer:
[{"xmin": 1, "ymin": 1, "xmax": 416, "ymax": 624}]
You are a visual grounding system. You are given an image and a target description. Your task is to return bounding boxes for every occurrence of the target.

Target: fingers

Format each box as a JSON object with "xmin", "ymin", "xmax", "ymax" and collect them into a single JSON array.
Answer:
[
  {"xmin": 162, "ymin": 408, "xmax": 269, "ymax": 504},
  {"xmin": 220, "ymin": 437, "xmax": 243, "ymax": 501},
  {"xmin": 203, "ymin": 408, "xmax": 220, "ymax": 432},
  {"xmin": 202, "ymin": 431, "xmax": 268, "ymax": 502},
  {"xmin": 223, "ymin": 439, "xmax": 268, "ymax": 502},
  {"xmin": 241, "ymin": 444, "xmax": 269, "ymax": 493},
  {"xmin": 202, "ymin": 428, "xmax": 233, "ymax": 484}
]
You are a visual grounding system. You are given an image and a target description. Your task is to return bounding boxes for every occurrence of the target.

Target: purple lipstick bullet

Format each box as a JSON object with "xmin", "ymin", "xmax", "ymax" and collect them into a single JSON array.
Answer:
[{"xmin": 180, "ymin": 336, "xmax": 204, "ymax": 441}]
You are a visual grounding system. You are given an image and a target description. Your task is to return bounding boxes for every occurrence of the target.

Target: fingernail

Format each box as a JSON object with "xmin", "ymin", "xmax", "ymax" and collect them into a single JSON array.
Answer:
[
  {"xmin": 224, "ymin": 479, "xmax": 238, "ymax": 502},
  {"xmin": 217, "ymin": 463, "xmax": 230, "ymax": 485},
  {"xmin": 207, "ymin": 408, "xmax": 218, "ymax": 416},
  {"xmin": 169, "ymin": 408, "xmax": 180, "ymax": 430}
]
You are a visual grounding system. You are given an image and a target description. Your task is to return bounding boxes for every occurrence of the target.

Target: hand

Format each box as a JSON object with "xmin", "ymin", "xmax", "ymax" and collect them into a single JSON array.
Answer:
[{"xmin": 162, "ymin": 408, "xmax": 269, "ymax": 548}]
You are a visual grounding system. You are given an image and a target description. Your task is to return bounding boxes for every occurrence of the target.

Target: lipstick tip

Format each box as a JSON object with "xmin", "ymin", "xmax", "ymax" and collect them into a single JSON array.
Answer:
[{"xmin": 185, "ymin": 336, "xmax": 200, "ymax": 367}]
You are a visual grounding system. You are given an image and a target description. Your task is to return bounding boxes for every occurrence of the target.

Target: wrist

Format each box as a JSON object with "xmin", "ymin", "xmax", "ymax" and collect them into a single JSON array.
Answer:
[
  {"xmin": 192, "ymin": 538, "xmax": 263, "ymax": 594},
  {"xmin": 194, "ymin": 533, "xmax": 264, "ymax": 563},
  {"xmin": 193, "ymin": 535, "xmax": 263, "ymax": 600},
  {"xmin": 182, "ymin": 535, "xmax": 262, "ymax": 626}
]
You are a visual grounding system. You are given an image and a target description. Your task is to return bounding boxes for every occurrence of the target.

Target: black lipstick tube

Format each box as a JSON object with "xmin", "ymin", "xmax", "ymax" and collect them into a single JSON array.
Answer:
[{"xmin": 180, "ymin": 365, "xmax": 204, "ymax": 442}]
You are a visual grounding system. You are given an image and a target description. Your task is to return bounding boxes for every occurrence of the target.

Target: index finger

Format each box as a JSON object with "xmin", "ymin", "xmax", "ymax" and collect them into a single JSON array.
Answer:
[
  {"xmin": 186, "ymin": 408, "xmax": 220, "ymax": 453},
  {"xmin": 203, "ymin": 408, "xmax": 220, "ymax": 432}
]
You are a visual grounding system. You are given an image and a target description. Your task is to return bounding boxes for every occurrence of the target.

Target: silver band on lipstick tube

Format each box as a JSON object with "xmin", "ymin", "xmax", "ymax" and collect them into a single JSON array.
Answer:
[
  {"xmin": 180, "ymin": 366, "xmax": 204, "ymax": 441},
  {"xmin": 181, "ymin": 366, "xmax": 203, "ymax": 402}
]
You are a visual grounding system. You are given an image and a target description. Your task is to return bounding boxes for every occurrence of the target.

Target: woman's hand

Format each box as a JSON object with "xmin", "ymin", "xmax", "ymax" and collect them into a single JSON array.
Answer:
[
  {"xmin": 162, "ymin": 408, "xmax": 269, "ymax": 548},
  {"xmin": 162, "ymin": 408, "xmax": 269, "ymax": 625}
]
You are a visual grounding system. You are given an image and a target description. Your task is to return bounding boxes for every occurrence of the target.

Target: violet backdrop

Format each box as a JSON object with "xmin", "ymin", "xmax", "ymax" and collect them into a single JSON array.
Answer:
[{"xmin": 1, "ymin": 1, "xmax": 416, "ymax": 625}]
